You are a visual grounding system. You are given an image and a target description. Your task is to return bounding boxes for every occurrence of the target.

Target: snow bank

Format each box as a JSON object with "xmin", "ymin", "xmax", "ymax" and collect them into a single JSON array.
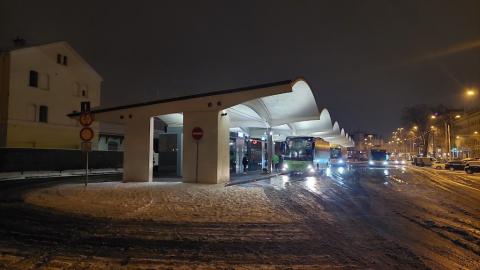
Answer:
[{"xmin": 24, "ymin": 182, "xmax": 293, "ymax": 223}]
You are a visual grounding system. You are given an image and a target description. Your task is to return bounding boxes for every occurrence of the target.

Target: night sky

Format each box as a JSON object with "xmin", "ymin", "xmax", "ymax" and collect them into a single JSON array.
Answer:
[{"xmin": 1, "ymin": 0, "xmax": 479, "ymax": 136}]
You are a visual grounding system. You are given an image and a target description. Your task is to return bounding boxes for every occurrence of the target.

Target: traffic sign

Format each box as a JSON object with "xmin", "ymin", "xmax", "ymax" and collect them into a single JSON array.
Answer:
[
  {"xmin": 80, "ymin": 127, "xmax": 94, "ymax": 141},
  {"xmin": 192, "ymin": 127, "xmax": 203, "ymax": 140},
  {"xmin": 79, "ymin": 112, "xmax": 94, "ymax": 126}
]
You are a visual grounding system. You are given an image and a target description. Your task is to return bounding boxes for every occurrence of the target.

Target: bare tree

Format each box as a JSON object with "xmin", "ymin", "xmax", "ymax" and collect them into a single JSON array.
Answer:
[{"xmin": 401, "ymin": 104, "xmax": 432, "ymax": 156}]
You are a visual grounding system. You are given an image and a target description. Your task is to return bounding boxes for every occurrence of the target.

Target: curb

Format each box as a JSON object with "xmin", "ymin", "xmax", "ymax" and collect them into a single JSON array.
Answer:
[
  {"xmin": 226, "ymin": 172, "xmax": 286, "ymax": 186},
  {"xmin": 0, "ymin": 171, "xmax": 122, "ymax": 182}
]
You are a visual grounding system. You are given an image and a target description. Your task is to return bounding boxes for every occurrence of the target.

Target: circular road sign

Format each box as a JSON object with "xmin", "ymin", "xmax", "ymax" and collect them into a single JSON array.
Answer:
[
  {"xmin": 80, "ymin": 127, "xmax": 94, "ymax": 141},
  {"xmin": 192, "ymin": 127, "xmax": 203, "ymax": 140},
  {"xmin": 79, "ymin": 113, "xmax": 94, "ymax": 126}
]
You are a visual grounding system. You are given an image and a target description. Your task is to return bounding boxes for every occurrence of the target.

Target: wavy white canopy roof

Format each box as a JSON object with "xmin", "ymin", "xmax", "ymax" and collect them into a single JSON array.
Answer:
[
  {"xmin": 155, "ymin": 81, "xmax": 354, "ymax": 147},
  {"xmin": 91, "ymin": 78, "xmax": 353, "ymax": 148}
]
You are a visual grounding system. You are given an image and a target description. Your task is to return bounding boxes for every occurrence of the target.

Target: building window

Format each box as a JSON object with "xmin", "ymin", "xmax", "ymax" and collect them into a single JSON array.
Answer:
[
  {"xmin": 80, "ymin": 84, "xmax": 88, "ymax": 97},
  {"xmin": 38, "ymin": 105, "xmax": 48, "ymax": 123},
  {"xmin": 57, "ymin": 54, "xmax": 68, "ymax": 66},
  {"xmin": 29, "ymin": 70, "xmax": 38, "ymax": 87},
  {"xmin": 73, "ymin": 82, "xmax": 88, "ymax": 97}
]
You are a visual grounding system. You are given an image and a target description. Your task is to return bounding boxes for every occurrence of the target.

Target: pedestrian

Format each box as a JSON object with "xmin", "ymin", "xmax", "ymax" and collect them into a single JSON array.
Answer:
[
  {"xmin": 272, "ymin": 154, "xmax": 280, "ymax": 172},
  {"xmin": 242, "ymin": 155, "xmax": 249, "ymax": 174}
]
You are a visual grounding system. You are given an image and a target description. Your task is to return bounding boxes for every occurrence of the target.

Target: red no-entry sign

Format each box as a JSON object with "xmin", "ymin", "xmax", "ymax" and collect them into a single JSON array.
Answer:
[{"xmin": 192, "ymin": 127, "xmax": 203, "ymax": 140}]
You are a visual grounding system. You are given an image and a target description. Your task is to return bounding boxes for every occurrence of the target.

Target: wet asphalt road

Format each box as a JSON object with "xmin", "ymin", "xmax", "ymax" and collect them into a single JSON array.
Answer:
[{"xmin": 0, "ymin": 166, "xmax": 479, "ymax": 269}]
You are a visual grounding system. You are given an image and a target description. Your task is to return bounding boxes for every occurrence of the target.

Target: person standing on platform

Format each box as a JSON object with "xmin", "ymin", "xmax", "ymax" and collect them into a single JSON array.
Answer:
[
  {"xmin": 272, "ymin": 154, "xmax": 280, "ymax": 172},
  {"xmin": 242, "ymin": 155, "xmax": 249, "ymax": 174}
]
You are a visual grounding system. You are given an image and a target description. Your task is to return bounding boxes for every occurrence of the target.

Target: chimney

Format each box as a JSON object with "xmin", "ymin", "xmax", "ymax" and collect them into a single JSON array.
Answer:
[{"xmin": 12, "ymin": 36, "xmax": 26, "ymax": 47}]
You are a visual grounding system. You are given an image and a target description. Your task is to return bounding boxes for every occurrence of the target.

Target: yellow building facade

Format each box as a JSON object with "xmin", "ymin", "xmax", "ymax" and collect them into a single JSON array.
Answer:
[{"xmin": 0, "ymin": 41, "xmax": 102, "ymax": 149}]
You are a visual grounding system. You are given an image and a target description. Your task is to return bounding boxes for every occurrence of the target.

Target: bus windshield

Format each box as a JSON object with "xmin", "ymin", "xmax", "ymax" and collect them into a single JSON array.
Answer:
[
  {"xmin": 284, "ymin": 138, "xmax": 313, "ymax": 161},
  {"xmin": 371, "ymin": 149, "xmax": 387, "ymax": 161},
  {"xmin": 330, "ymin": 148, "xmax": 342, "ymax": 159}
]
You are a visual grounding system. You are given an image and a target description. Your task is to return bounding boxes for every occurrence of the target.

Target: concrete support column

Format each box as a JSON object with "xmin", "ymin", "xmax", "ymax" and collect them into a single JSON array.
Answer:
[
  {"xmin": 235, "ymin": 137, "xmax": 245, "ymax": 173},
  {"xmin": 266, "ymin": 128, "xmax": 273, "ymax": 173},
  {"xmin": 182, "ymin": 110, "xmax": 230, "ymax": 184},
  {"xmin": 123, "ymin": 116, "xmax": 153, "ymax": 182},
  {"xmin": 177, "ymin": 132, "xmax": 183, "ymax": 177},
  {"xmin": 261, "ymin": 139, "xmax": 265, "ymax": 170}
]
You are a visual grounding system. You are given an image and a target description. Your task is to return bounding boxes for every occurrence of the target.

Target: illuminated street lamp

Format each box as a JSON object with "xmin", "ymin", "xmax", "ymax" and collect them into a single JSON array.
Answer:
[
  {"xmin": 465, "ymin": 88, "xmax": 477, "ymax": 97},
  {"xmin": 430, "ymin": 115, "xmax": 436, "ymax": 119},
  {"xmin": 455, "ymin": 114, "xmax": 461, "ymax": 119}
]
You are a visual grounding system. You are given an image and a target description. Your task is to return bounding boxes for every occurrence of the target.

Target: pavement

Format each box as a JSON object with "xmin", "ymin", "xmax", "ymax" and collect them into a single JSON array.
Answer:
[{"xmin": 1, "ymin": 168, "xmax": 281, "ymax": 185}]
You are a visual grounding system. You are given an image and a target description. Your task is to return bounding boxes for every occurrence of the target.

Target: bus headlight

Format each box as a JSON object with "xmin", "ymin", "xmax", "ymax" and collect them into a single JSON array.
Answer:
[
  {"xmin": 383, "ymin": 161, "xmax": 388, "ymax": 165},
  {"xmin": 369, "ymin": 160, "xmax": 374, "ymax": 165},
  {"xmin": 338, "ymin": 159, "xmax": 344, "ymax": 164}
]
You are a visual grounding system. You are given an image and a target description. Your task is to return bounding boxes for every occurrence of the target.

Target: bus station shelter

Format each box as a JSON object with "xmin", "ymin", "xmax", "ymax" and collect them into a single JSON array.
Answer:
[{"xmin": 69, "ymin": 78, "xmax": 353, "ymax": 184}]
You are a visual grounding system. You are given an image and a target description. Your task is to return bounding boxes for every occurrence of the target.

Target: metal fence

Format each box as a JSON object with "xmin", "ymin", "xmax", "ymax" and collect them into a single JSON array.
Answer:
[{"xmin": 0, "ymin": 148, "xmax": 123, "ymax": 172}]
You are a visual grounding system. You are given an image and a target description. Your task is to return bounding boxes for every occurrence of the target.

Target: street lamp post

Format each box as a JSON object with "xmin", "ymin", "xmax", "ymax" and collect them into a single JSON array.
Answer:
[{"xmin": 461, "ymin": 87, "xmax": 478, "ymax": 158}]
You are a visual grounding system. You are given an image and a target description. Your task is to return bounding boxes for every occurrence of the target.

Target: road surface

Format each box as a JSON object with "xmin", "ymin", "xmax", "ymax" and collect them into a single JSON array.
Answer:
[{"xmin": 0, "ymin": 166, "xmax": 478, "ymax": 269}]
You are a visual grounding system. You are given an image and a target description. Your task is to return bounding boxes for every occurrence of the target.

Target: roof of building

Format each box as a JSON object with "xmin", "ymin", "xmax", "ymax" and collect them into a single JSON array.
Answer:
[
  {"xmin": 69, "ymin": 80, "xmax": 292, "ymax": 116},
  {"xmin": 76, "ymin": 78, "xmax": 353, "ymax": 147},
  {"xmin": 2, "ymin": 40, "xmax": 102, "ymax": 80}
]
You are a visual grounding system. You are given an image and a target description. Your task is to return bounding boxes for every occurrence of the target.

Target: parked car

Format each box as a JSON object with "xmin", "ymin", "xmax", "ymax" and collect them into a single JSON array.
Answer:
[
  {"xmin": 464, "ymin": 160, "xmax": 480, "ymax": 174},
  {"xmin": 412, "ymin": 157, "xmax": 434, "ymax": 166},
  {"xmin": 431, "ymin": 161, "xmax": 446, "ymax": 170},
  {"xmin": 444, "ymin": 160, "xmax": 465, "ymax": 171}
]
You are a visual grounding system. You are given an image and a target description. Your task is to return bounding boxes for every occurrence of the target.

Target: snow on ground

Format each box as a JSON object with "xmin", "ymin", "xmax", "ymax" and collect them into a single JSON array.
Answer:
[{"xmin": 24, "ymin": 181, "xmax": 294, "ymax": 223}]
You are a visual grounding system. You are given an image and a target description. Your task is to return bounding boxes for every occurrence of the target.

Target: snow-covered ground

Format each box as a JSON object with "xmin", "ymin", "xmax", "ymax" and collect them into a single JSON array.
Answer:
[
  {"xmin": 24, "ymin": 182, "xmax": 293, "ymax": 223},
  {"xmin": 1, "ymin": 165, "xmax": 478, "ymax": 269}
]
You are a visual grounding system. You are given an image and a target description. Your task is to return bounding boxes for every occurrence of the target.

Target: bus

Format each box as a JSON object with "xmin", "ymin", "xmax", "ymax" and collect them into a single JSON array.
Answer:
[
  {"xmin": 329, "ymin": 146, "xmax": 346, "ymax": 167},
  {"xmin": 369, "ymin": 148, "xmax": 388, "ymax": 167},
  {"xmin": 282, "ymin": 136, "xmax": 330, "ymax": 174}
]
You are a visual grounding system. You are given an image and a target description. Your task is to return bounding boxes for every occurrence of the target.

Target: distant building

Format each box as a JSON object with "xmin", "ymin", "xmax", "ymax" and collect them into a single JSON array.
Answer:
[
  {"xmin": 453, "ymin": 109, "xmax": 480, "ymax": 158},
  {"xmin": 0, "ymin": 40, "xmax": 102, "ymax": 149},
  {"xmin": 351, "ymin": 132, "xmax": 384, "ymax": 151}
]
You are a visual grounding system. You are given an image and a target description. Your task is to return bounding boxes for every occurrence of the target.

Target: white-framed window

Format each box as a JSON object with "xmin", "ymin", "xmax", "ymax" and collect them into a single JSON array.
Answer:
[
  {"xmin": 80, "ymin": 84, "xmax": 88, "ymax": 97},
  {"xmin": 29, "ymin": 70, "xmax": 49, "ymax": 90},
  {"xmin": 38, "ymin": 105, "xmax": 48, "ymax": 123},
  {"xmin": 57, "ymin": 53, "xmax": 68, "ymax": 66}
]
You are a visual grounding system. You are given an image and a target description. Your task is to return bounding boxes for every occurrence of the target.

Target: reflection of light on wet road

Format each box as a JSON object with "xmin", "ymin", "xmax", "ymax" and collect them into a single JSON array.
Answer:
[
  {"xmin": 268, "ymin": 175, "xmax": 291, "ymax": 190},
  {"xmin": 337, "ymin": 167, "xmax": 345, "ymax": 174},
  {"xmin": 384, "ymin": 169, "xmax": 389, "ymax": 176},
  {"xmin": 326, "ymin": 167, "xmax": 332, "ymax": 177},
  {"xmin": 305, "ymin": 176, "xmax": 317, "ymax": 192}
]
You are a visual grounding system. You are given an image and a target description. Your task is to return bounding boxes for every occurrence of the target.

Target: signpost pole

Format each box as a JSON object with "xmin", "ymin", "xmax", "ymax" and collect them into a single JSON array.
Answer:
[
  {"xmin": 85, "ymin": 151, "xmax": 89, "ymax": 187},
  {"xmin": 78, "ymin": 101, "xmax": 93, "ymax": 187},
  {"xmin": 191, "ymin": 127, "xmax": 203, "ymax": 184},
  {"xmin": 195, "ymin": 140, "xmax": 199, "ymax": 183}
]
